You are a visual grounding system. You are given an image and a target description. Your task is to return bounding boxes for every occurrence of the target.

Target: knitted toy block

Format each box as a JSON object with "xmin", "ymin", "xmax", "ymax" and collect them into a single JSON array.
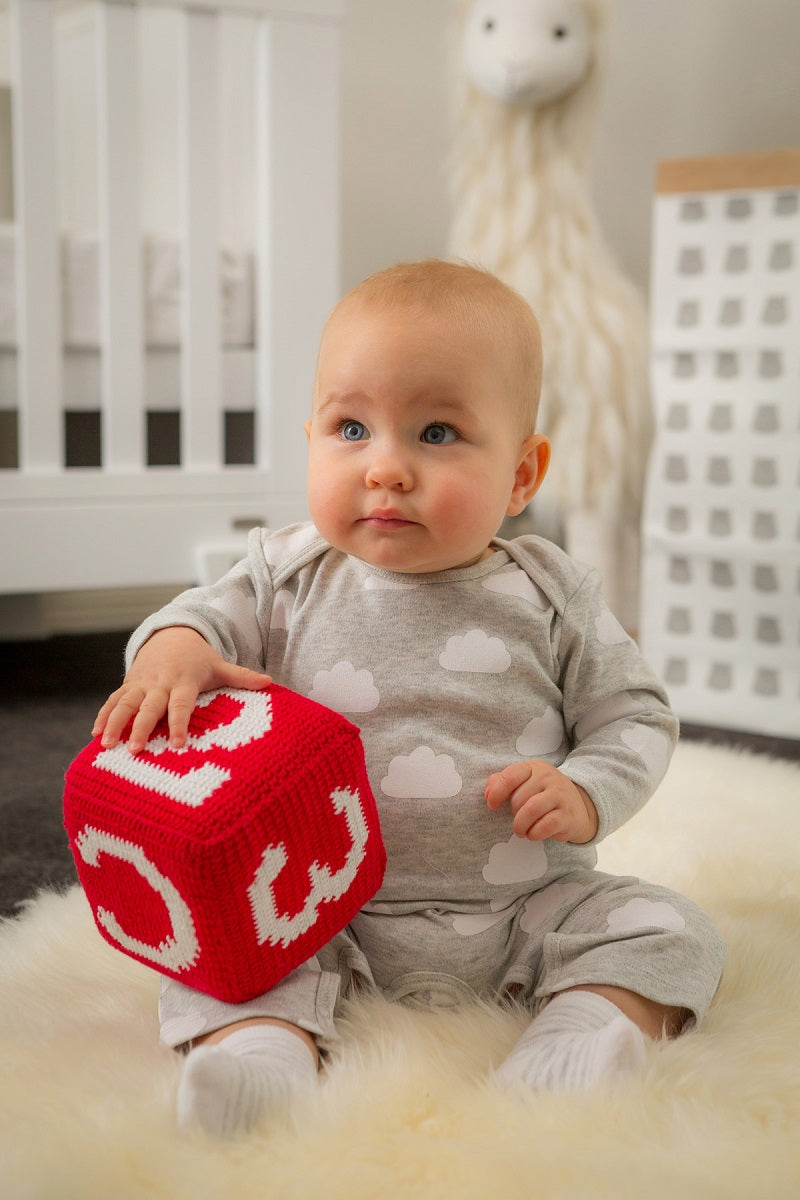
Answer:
[{"xmin": 63, "ymin": 685, "xmax": 385, "ymax": 1003}]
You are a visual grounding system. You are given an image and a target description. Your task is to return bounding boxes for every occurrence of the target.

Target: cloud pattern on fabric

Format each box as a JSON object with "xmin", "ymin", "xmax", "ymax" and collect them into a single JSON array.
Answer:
[
  {"xmin": 482, "ymin": 835, "xmax": 548, "ymax": 884},
  {"xmin": 309, "ymin": 661, "xmax": 380, "ymax": 714},
  {"xmin": 520, "ymin": 881, "xmax": 585, "ymax": 934},
  {"xmin": 264, "ymin": 523, "xmax": 319, "ymax": 571},
  {"xmin": 621, "ymin": 725, "xmax": 671, "ymax": 784},
  {"xmin": 574, "ymin": 691, "xmax": 642, "ymax": 742},
  {"xmin": 451, "ymin": 907, "xmax": 512, "ymax": 936},
  {"xmin": 439, "ymin": 629, "xmax": 511, "ymax": 673},
  {"xmin": 381, "ymin": 746, "xmax": 463, "ymax": 798},
  {"xmin": 209, "ymin": 583, "xmax": 262, "ymax": 663},
  {"xmin": 516, "ymin": 705, "xmax": 565, "ymax": 756},
  {"xmin": 270, "ymin": 587, "xmax": 294, "ymax": 632},
  {"xmin": 595, "ymin": 608, "xmax": 630, "ymax": 646},
  {"xmin": 606, "ymin": 898, "xmax": 686, "ymax": 933},
  {"xmin": 482, "ymin": 570, "xmax": 549, "ymax": 610}
]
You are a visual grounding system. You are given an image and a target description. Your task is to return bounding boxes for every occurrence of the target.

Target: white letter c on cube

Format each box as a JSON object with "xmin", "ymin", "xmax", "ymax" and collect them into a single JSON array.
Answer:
[{"xmin": 75, "ymin": 826, "xmax": 200, "ymax": 973}]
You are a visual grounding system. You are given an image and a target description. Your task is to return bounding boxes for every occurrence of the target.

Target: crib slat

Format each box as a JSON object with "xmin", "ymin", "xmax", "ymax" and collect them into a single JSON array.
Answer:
[
  {"xmin": 254, "ymin": 15, "xmax": 341, "ymax": 487},
  {"xmin": 179, "ymin": 8, "xmax": 223, "ymax": 469},
  {"xmin": 97, "ymin": 1, "xmax": 145, "ymax": 470},
  {"xmin": 10, "ymin": 0, "xmax": 63, "ymax": 471}
]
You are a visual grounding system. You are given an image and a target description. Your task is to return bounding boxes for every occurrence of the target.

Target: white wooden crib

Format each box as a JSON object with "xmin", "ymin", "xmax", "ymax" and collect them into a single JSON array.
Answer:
[{"xmin": 0, "ymin": 0, "xmax": 343, "ymax": 633}]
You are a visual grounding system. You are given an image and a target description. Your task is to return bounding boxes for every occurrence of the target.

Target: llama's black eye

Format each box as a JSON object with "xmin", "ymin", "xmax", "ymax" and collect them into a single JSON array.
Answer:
[
  {"xmin": 484, "ymin": 18, "xmax": 496, "ymax": 32},
  {"xmin": 553, "ymin": 25, "xmax": 569, "ymax": 38}
]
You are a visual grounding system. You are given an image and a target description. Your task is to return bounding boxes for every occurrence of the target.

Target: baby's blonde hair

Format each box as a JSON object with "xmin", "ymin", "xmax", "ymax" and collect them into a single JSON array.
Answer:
[{"xmin": 325, "ymin": 259, "xmax": 543, "ymax": 435}]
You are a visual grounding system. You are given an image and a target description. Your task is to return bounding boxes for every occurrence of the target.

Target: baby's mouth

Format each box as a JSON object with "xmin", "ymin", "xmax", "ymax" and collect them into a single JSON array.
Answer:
[{"xmin": 362, "ymin": 509, "xmax": 416, "ymax": 530}]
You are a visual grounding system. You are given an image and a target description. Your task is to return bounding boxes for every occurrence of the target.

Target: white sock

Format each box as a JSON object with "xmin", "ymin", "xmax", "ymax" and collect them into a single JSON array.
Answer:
[
  {"xmin": 177, "ymin": 1025, "xmax": 318, "ymax": 1137},
  {"xmin": 493, "ymin": 991, "xmax": 647, "ymax": 1094}
]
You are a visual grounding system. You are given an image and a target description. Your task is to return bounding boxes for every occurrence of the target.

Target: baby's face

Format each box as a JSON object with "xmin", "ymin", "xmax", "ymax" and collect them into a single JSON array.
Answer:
[{"xmin": 305, "ymin": 301, "xmax": 546, "ymax": 574}]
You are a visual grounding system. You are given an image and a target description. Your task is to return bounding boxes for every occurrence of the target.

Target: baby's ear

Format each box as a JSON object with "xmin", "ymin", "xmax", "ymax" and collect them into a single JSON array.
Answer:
[
  {"xmin": 507, "ymin": 434, "xmax": 550, "ymax": 516},
  {"xmin": 304, "ymin": 420, "xmax": 312, "ymax": 441}
]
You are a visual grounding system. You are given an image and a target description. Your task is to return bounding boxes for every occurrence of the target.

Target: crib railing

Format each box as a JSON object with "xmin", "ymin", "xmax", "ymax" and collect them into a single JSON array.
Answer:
[{"xmin": 0, "ymin": 0, "xmax": 343, "ymax": 599}]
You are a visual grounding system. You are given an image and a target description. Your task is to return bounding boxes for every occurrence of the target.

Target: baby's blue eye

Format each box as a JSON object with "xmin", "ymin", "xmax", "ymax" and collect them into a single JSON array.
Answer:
[
  {"xmin": 340, "ymin": 420, "xmax": 368, "ymax": 442},
  {"xmin": 421, "ymin": 423, "xmax": 457, "ymax": 445}
]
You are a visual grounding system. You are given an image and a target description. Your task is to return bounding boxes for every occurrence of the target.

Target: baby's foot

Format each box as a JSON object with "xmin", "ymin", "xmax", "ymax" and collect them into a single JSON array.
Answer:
[
  {"xmin": 177, "ymin": 1025, "xmax": 318, "ymax": 1137},
  {"xmin": 493, "ymin": 991, "xmax": 647, "ymax": 1093}
]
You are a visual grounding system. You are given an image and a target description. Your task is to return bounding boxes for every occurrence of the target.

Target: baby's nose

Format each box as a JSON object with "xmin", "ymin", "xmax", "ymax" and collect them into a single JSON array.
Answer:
[{"xmin": 365, "ymin": 446, "xmax": 414, "ymax": 491}]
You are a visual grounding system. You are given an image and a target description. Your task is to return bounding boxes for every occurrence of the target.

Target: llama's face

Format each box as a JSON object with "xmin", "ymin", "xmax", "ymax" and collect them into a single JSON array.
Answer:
[{"xmin": 462, "ymin": 0, "xmax": 592, "ymax": 106}]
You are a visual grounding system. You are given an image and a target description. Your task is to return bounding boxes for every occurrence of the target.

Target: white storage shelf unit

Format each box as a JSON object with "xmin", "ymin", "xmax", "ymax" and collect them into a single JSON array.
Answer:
[{"xmin": 640, "ymin": 150, "xmax": 800, "ymax": 740}]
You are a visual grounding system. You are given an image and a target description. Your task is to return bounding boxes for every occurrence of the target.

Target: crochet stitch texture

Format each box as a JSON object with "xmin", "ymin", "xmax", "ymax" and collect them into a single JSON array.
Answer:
[{"xmin": 63, "ymin": 685, "xmax": 385, "ymax": 1002}]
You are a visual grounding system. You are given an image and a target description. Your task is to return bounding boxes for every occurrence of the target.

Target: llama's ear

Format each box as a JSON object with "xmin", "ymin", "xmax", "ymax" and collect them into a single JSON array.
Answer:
[{"xmin": 508, "ymin": 433, "xmax": 550, "ymax": 515}]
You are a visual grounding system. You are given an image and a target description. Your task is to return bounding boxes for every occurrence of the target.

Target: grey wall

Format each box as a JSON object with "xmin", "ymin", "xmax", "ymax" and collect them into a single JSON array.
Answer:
[{"xmin": 340, "ymin": 0, "xmax": 800, "ymax": 295}]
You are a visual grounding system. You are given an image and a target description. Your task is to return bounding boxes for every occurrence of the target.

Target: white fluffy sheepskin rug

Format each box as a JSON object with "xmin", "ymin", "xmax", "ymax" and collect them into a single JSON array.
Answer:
[{"xmin": 2, "ymin": 740, "xmax": 799, "ymax": 1200}]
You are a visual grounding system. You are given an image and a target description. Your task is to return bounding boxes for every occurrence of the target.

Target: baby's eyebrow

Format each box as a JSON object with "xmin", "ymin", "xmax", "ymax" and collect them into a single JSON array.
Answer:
[
  {"xmin": 314, "ymin": 392, "xmax": 366, "ymax": 416},
  {"xmin": 314, "ymin": 390, "xmax": 477, "ymax": 424}
]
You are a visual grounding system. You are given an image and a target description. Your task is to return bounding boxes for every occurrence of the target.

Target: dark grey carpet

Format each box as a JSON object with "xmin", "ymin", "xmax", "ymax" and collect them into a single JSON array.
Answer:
[
  {"xmin": 0, "ymin": 631, "xmax": 128, "ymax": 917},
  {"xmin": 1, "ymin": 631, "xmax": 797, "ymax": 919}
]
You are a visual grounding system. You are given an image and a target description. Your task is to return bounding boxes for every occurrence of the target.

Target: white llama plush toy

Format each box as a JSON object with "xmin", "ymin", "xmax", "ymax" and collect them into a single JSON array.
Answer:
[{"xmin": 448, "ymin": 0, "xmax": 651, "ymax": 629}]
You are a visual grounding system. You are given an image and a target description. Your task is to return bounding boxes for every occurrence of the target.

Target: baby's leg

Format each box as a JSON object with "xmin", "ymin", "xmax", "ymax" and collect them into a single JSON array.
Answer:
[
  {"xmin": 159, "ymin": 961, "xmax": 340, "ymax": 1138},
  {"xmin": 493, "ymin": 874, "xmax": 725, "ymax": 1095},
  {"xmin": 178, "ymin": 1017, "xmax": 319, "ymax": 1138}
]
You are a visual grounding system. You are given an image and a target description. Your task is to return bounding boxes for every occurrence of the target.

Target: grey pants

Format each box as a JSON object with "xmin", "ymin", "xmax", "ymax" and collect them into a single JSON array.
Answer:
[{"xmin": 159, "ymin": 869, "xmax": 725, "ymax": 1048}]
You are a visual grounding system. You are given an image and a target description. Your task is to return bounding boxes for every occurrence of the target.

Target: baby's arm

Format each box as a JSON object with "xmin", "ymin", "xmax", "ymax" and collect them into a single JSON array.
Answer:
[
  {"xmin": 482, "ymin": 549, "xmax": 678, "ymax": 845},
  {"xmin": 95, "ymin": 530, "xmax": 276, "ymax": 752},
  {"xmin": 485, "ymin": 761, "xmax": 598, "ymax": 845},
  {"xmin": 94, "ymin": 626, "xmax": 271, "ymax": 753}
]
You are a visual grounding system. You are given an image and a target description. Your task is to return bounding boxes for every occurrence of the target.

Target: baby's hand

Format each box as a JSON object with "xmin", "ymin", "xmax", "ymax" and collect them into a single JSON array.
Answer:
[
  {"xmin": 92, "ymin": 626, "xmax": 271, "ymax": 754},
  {"xmin": 485, "ymin": 761, "xmax": 598, "ymax": 845}
]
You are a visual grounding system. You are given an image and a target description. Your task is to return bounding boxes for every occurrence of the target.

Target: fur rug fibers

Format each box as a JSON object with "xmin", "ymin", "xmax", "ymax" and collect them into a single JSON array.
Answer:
[{"xmin": 1, "ymin": 740, "xmax": 799, "ymax": 1200}]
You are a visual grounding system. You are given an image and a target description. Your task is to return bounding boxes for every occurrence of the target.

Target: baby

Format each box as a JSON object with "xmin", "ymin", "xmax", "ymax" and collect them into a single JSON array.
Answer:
[{"xmin": 95, "ymin": 260, "xmax": 725, "ymax": 1137}]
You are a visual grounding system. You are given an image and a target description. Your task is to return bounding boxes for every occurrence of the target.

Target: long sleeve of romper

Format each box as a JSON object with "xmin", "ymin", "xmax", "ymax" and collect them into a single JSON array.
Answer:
[
  {"xmin": 549, "ymin": 564, "xmax": 679, "ymax": 844},
  {"xmin": 125, "ymin": 528, "xmax": 276, "ymax": 675}
]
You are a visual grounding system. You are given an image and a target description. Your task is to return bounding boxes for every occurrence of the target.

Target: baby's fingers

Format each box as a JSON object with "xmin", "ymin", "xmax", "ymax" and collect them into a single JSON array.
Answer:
[
  {"xmin": 216, "ymin": 661, "xmax": 272, "ymax": 692},
  {"xmin": 159, "ymin": 686, "xmax": 205, "ymax": 752},
  {"xmin": 94, "ymin": 686, "xmax": 151, "ymax": 749},
  {"xmin": 485, "ymin": 761, "xmax": 536, "ymax": 810},
  {"xmin": 92, "ymin": 690, "xmax": 123, "ymax": 739},
  {"xmin": 124, "ymin": 686, "xmax": 186, "ymax": 754},
  {"xmin": 512, "ymin": 798, "xmax": 565, "ymax": 842}
]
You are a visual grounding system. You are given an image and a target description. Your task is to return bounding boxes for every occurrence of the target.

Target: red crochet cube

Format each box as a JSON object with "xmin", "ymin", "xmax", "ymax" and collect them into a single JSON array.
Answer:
[{"xmin": 63, "ymin": 685, "xmax": 385, "ymax": 1003}]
